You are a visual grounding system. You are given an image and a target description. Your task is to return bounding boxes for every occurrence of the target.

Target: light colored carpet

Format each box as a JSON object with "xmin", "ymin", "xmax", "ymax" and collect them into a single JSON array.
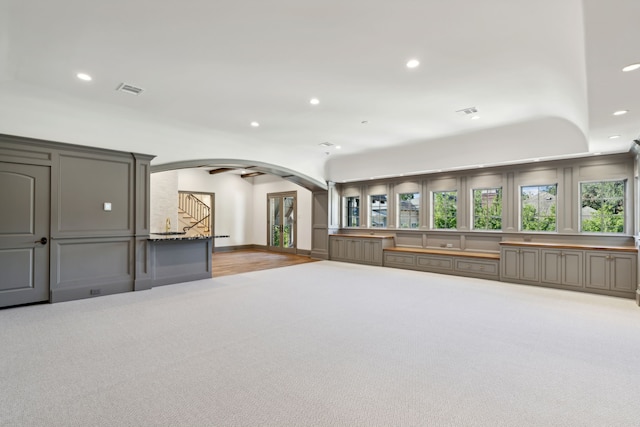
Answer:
[{"xmin": 2, "ymin": 261, "xmax": 640, "ymax": 427}]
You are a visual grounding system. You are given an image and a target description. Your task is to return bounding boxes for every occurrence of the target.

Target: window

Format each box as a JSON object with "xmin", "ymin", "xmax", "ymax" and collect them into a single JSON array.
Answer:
[
  {"xmin": 521, "ymin": 184, "xmax": 557, "ymax": 231},
  {"xmin": 398, "ymin": 192, "xmax": 420, "ymax": 228},
  {"xmin": 345, "ymin": 196, "xmax": 360, "ymax": 227},
  {"xmin": 370, "ymin": 195, "xmax": 387, "ymax": 227},
  {"xmin": 432, "ymin": 191, "xmax": 457, "ymax": 229},
  {"xmin": 473, "ymin": 188, "xmax": 502, "ymax": 230},
  {"xmin": 580, "ymin": 180, "xmax": 625, "ymax": 233}
]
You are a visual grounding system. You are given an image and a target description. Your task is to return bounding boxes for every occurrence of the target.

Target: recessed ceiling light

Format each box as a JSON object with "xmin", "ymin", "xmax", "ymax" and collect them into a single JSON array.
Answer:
[
  {"xmin": 471, "ymin": 115, "xmax": 480, "ymax": 120},
  {"xmin": 250, "ymin": 121, "xmax": 260, "ymax": 127},
  {"xmin": 406, "ymin": 59, "xmax": 420, "ymax": 69},
  {"xmin": 608, "ymin": 135, "xmax": 621, "ymax": 139},
  {"xmin": 622, "ymin": 63, "xmax": 640, "ymax": 72},
  {"xmin": 310, "ymin": 98, "xmax": 320, "ymax": 105},
  {"xmin": 335, "ymin": 145, "xmax": 342, "ymax": 150},
  {"xmin": 613, "ymin": 110, "xmax": 628, "ymax": 116},
  {"xmin": 76, "ymin": 72, "xmax": 92, "ymax": 81}
]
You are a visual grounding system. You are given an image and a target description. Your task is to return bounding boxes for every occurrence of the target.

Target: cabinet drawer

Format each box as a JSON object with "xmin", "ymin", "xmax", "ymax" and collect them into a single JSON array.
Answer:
[
  {"xmin": 384, "ymin": 253, "xmax": 416, "ymax": 267},
  {"xmin": 455, "ymin": 258, "xmax": 499, "ymax": 277},
  {"xmin": 416, "ymin": 255, "xmax": 453, "ymax": 271}
]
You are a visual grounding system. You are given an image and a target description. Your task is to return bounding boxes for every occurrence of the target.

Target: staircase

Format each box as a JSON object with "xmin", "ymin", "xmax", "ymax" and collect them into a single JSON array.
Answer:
[{"xmin": 178, "ymin": 193, "xmax": 211, "ymax": 237}]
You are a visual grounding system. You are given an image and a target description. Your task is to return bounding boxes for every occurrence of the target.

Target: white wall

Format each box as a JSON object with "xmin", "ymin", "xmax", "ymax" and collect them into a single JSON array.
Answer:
[
  {"xmin": 150, "ymin": 170, "xmax": 179, "ymax": 233},
  {"xmin": 177, "ymin": 169, "xmax": 254, "ymax": 248},
  {"xmin": 150, "ymin": 169, "xmax": 313, "ymax": 251},
  {"xmin": 252, "ymin": 175, "xmax": 312, "ymax": 251}
]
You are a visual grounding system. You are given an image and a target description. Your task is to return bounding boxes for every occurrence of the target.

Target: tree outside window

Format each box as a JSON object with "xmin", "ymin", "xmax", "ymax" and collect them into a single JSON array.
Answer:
[
  {"xmin": 433, "ymin": 191, "xmax": 457, "ymax": 229},
  {"xmin": 473, "ymin": 188, "xmax": 502, "ymax": 230},
  {"xmin": 370, "ymin": 195, "xmax": 387, "ymax": 227},
  {"xmin": 580, "ymin": 180, "xmax": 624, "ymax": 233},
  {"xmin": 345, "ymin": 196, "xmax": 359, "ymax": 227},
  {"xmin": 398, "ymin": 192, "xmax": 420, "ymax": 228},
  {"xmin": 521, "ymin": 184, "xmax": 557, "ymax": 231}
]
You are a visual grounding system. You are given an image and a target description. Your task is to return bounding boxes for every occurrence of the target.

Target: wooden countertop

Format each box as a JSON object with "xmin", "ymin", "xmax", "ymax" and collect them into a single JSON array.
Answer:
[
  {"xmin": 499, "ymin": 241, "xmax": 637, "ymax": 252},
  {"xmin": 384, "ymin": 247, "xmax": 500, "ymax": 260},
  {"xmin": 330, "ymin": 234, "xmax": 395, "ymax": 239}
]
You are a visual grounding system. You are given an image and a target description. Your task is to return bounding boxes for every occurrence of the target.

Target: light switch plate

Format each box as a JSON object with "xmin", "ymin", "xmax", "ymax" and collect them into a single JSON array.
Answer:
[{"xmin": 103, "ymin": 202, "xmax": 112, "ymax": 211}]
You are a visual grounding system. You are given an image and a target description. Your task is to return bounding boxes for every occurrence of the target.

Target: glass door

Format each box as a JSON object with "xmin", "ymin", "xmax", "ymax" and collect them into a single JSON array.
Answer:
[{"xmin": 268, "ymin": 191, "xmax": 296, "ymax": 253}]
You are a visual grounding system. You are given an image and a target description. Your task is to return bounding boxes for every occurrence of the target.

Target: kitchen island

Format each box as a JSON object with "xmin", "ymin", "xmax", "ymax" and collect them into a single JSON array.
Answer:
[{"xmin": 148, "ymin": 233, "xmax": 213, "ymax": 286}]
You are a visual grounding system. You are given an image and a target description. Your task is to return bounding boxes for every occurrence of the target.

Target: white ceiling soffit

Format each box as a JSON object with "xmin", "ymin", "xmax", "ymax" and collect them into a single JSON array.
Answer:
[{"xmin": 1, "ymin": 0, "xmax": 639, "ymax": 183}]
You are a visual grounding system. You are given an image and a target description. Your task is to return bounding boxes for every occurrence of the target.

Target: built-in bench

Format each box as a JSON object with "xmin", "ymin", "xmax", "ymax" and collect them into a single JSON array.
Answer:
[
  {"xmin": 329, "ymin": 234, "xmax": 638, "ymax": 300},
  {"xmin": 384, "ymin": 247, "xmax": 501, "ymax": 280}
]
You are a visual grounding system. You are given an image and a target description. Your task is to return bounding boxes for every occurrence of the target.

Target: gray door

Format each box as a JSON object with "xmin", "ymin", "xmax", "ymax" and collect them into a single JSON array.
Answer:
[{"xmin": 0, "ymin": 162, "xmax": 50, "ymax": 308}]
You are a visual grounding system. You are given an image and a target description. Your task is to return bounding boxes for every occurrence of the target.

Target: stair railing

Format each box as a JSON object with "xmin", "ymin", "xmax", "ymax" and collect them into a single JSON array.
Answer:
[{"xmin": 178, "ymin": 193, "xmax": 211, "ymax": 234}]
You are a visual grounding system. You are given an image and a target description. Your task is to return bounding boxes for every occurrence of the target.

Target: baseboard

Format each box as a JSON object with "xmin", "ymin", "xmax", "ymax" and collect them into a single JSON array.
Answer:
[
  {"xmin": 296, "ymin": 249, "xmax": 311, "ymax": 256},
  {"xmin": 50, "ymin": 281, "xmax": 134, "ymax": 303},
  {"xmin": 152, "ymin": 271, "xmax": 212, "ymax": 287},
  {"xmin": 214, "ymin": 244, "xmax": 260, "ymax": 253},
  {"xmin": 310, "ymin": 250, "xmax": 329, "ymax": 260},
  {"xmin": 134, "ymin": 278, "xmax": 153, "ymax": 291}
]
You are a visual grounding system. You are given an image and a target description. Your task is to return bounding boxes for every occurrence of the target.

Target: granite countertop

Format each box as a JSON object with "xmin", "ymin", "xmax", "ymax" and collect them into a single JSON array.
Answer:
[{"xmin": 148, "ymin": 232, "xmax": 212, "ymax": 242}]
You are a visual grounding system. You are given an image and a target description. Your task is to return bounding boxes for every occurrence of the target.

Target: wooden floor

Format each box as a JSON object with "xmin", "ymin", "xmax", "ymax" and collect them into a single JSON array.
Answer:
[{"xmin": 211, "ymin": 249, "xmax": 319, "ymax": 277}]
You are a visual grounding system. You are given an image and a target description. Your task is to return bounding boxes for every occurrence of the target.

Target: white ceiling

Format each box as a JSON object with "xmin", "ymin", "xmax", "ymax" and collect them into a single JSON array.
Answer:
[{"xmin": 0, "ymin": 0, "xmax": 638, "ymax": 184}]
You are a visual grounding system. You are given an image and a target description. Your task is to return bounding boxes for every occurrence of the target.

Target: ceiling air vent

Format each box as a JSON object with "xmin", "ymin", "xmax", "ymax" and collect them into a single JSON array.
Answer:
[
  {"xmin": 319, "ymin": 142, "xmax": 334, "ymax": 147},
  {"xmin": 116, "ymin": 83, "xmax": 144, "ymax": 95},
  {"xmin": 456, "ymin": 107, "xmax": 477, "ymax": 115}
]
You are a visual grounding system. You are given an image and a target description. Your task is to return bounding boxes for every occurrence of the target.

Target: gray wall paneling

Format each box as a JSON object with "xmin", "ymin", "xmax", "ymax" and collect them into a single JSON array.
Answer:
[
  {"xmin": 311, "ymin": 190, "xmax": 329, "ymax": 260},
  {"xmin": 334, "ymin": 153, "xmax": 636, "ymax": 248},
  {"xmin": 150, "ymin": 238, "xmax": 212, "ymax": 286},
  {"xmin": 134, "ymin": 154, "xmax": 153, "ymax": 290},
  {"xmin": 334, "ymin": 153, "xmax": 639, "ymax": 303},
  {"xmin": 0, "ymin": 134, "xmax": 155, "ymax": 304}
]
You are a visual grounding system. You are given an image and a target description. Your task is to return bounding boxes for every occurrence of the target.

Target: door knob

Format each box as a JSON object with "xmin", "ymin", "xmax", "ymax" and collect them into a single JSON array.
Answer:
[{"xmin": 35, "ymin": 237, "xmax": 48, "ymax": 245}]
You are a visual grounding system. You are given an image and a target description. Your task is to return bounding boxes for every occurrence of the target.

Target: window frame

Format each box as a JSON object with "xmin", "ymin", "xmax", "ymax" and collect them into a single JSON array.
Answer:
[
  {"xmin": 397, "ymin": 192, "xmax": 420, "ymax": 229},
  {"xmin": 369, "ymin": 194, "xmax": 388, "ymax": 228},
  {"xmin": 431, "ymin": 190, "xmax": 457, "ymax": 230},
  {"xmin": 578, "ymin": 179, "xmax": 626, "ymax": 234},
  {"xmin": 471, "ymin": 187, "xmax": 503, "ymax": 231},
  {"xmin": 344, "ymin": 196, "xmax": 360, "ymax": 228},
  {"xmin": 519, "ymin": 183, "xmax": 558, "ymax": 232}
]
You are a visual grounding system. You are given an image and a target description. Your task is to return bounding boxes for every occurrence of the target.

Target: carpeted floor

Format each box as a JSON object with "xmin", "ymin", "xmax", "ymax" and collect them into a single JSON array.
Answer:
[{"xmin": 2, "ymin": 261, "xmax": 640, "ymax": 426}]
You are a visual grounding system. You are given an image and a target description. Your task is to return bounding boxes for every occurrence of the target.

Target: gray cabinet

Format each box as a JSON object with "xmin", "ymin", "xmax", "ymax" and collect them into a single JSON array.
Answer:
[
  {"xmin": 384, "ymin": 249, "xmax": 500, "ymax": 280},
  {"xmin": 455, "ymin": 258, "xmax": 500, "ymax": 278},
  {"xmin": 501, "ymin": 243, "xmax": 637, "ymax": 298},
  {"xmin": 501, "ymin": 246, "xmax": 539, "ymax": 283},
  {"xmin": 330, "ymin": 235, "xmax": 394, "ymax": 266},
  {"xmin": 540, "ymin": 249, "xmax": 582, "ymax": 288},
  {"xmin": 585, "ymin": 252, "xmax": 637, "ymax": 292},
  {"xmin": 416, "ymin": 254, "xmax": 454, "ymax": 272}
]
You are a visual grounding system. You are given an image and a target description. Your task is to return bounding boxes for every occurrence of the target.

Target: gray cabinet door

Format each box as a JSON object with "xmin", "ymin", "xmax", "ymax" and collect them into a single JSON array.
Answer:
[
  {"xmin": 541, "ymin": 249, "xmax": 582, "ymax": 287},
  {"xmin": 520, "ymin": 248, "xmax": 539, "ymax": 282},
  {"xmin": 0, "ymin": 163, "xmax": 50, "ymax": 308},
  {"xmin": 585, "ymin": 252, "xmax": 608, "ymax": 290},
  {"xmin": 501, "ymin": 247, "xmax": 521, "ymax": 280},
  {"xmin": 541, "ymin": 249, "xmax": 562, "ymax": 285},
  {"xmin": 610, "ymin": 254, "xmax": 636, "ymax": 292},
  {"xmin": 346, "ymin": 239, "xmax": 362, "ymax": 261},
  {"xmin": 561, "ymin": 250, "xmax": 583, "ymax": 288},
  {"xmin": 363, "ymin": 240, "xmax": 381, "ymax": 264},
  {"xmin": 330, "ymin": 237, "xmax": 344, "ymax": 259}
]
